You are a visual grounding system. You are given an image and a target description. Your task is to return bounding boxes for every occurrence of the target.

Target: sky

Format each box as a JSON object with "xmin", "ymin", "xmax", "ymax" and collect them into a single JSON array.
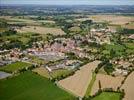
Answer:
[{"xmin": 1, "ymin": 0, "xmax": 134, "ymax": 5}]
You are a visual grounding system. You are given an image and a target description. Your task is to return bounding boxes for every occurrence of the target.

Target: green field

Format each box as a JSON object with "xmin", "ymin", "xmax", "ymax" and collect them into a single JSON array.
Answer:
[
  {"xmin": 0, "ymin": 71, "xmax": 76, "ymax": 100},
  {"xmin": 51, "ymin": 69, "xmax": 73, "ymax": 79},
  {"xmin": 0, "ymin": 61, "xmax": 32, "ymax": 73},
  {"xmin": 91, "ymin": 92, "xmax": 121, "ymax": 100}
]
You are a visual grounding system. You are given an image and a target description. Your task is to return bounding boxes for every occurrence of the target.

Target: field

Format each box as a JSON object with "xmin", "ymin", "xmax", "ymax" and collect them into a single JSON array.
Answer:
[
  {"xmin": 69, "ymin": 26, "xmax": 81, "ymax": 33},
  {"xmin": 91, "ymin": 74, "xmax": 125, "ymax": 95},
  {"xmin": 91, "ymin": 92, "xmax": 121, "ymax": 100},
  {"xmin": 33, "ymin": 67, "xmax": 74, "ymax": 79},
  {"xmin": 16, "ymin": 26, "xmax": 65, "ymax": 35},
  {"xmin": 75, "ymin": 15, "xmax": 134, "ymax": 26},
  {"xmin": 0, "ymin": 16, "xmax": 55, "ymax": 25},
  {"xmin": 32, "ymin": 67, "xmax": 50, "ymax": 79},
  {"xmin": 0, "ymin": 62, "xmax": 32, "ymax": 73},
  {"xmin": 121, "ymin": 72, "xmax": 134, "ymax": 100},
  {"xmin": 58, "ymin": 61, "xmax": 101, "ymax": 97},
  {"xmin": 0, "ymin": 71, "xmax": 76, "ymax": 100},
  {"xmin": 122, "ymin": 22, "xmax": 134, "ymax": 29},
  {"xmin": 90, "ymin": 15, "xmax": 134, "ymax": 25},
  {"xmin": 51, "ymin": 69, "xmax": 74, "ymax": 79}
]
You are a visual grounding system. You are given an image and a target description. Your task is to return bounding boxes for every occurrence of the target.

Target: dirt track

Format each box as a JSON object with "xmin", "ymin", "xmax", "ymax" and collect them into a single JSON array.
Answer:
[{"xmin": 58, "ymin": 61, "xmax": 100, "ymax": 97}]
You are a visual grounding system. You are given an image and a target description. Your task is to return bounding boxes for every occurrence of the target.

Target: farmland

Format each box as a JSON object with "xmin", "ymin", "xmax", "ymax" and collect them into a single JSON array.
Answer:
[
  {"xmin": 32, "ymin": 67, "xmax": 50, "ymax": 79},
  {"xmin": 51, "ymin": 69, "xmax": 74, "ymax": 79},
  {"xmin": 121, "ymin": 72, "xmax": 134, "ymax": 100},
  {"xmin": 0, "ymin": 62, "xmax": 32, "ymax": 73},
  {"xmin": 91, "ymin": 74, "xmax": 125, "ymax": 95},
  {"xmin": 0, "ymin": 71, "xmax": 76, "ymax": 100},
  {"xmin": 90, "ymin": 15, "xmax": 134, "ymax": 25},
  {"xmin": 91, "ymin": 92, "xmax": 121, "ymax": 100},
  {"xmin": 58, "ymin": 61, "xmax": 101, "ymax": 97},
  {"xmin": 0, "ymin": 16, "xmax": 55, "ymax": 25},
  {"xmin": 16, "ymin": 26, "xmax": 65, "ymax": 35},
  {"xmin": 0, "ymin": 4, "xmax": 134, "ymax": 100}
]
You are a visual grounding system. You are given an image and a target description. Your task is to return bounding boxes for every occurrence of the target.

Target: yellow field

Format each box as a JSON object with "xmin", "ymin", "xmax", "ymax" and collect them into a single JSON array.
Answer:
[
  {"xmin": 32, "ymin": 67, "xmax": 50, "ymax": 78},
  {"xmin": 90, "ymin": 15, "xmax": 134, "ymax": 25},
  {"xmin": 91, "ymin": 74, "xmax": 125, "ymax": 95},
  {"xmin": 121, "ymin": 72, "xmax": 134, "ymax": 100},
  {"xmin": 16, "ymin": 26, "xmax": 65, "ymax": 35},
  {"xmin": 58, "ymin": 61, "xmax": 101, "ymax": 97},
  {"xmin": 75, "ymin": 15, "xmax": 134, "ymax": 26}
]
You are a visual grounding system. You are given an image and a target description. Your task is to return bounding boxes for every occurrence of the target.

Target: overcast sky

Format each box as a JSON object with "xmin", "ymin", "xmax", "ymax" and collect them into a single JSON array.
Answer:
[{"xmin": 1, "ymin": 0, "xmax": 134, "ymax": 5}]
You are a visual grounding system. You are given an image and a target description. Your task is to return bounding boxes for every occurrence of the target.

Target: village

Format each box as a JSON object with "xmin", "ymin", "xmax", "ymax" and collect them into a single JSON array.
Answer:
[{"xmin": 0, "ymin": 6, "xmax": 134, "ymax": 100}]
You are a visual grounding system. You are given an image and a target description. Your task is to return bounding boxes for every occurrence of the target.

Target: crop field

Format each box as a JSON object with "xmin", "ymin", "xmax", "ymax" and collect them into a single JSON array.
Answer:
[
  {"xmin": 51, "ymin": 69, "xmax": 74, "ymax": 79},
  {"xmin": 122, "ymin": 22, "xmax": 134, "ymax": 29},
  {"xmin": 16, "ymin": 26, "xmax": 65, "ymax": 35},
  {"xmin": 91, "ymin": 92, "xmax": 121, "ymax": 100},
  {"xmin": 75, "ymin": 15, "xmax": 134, "ymax": 26},
  {"xmin": 121, "ymin": 72, "xmax": 134, "ymax": 100},
  {"xmin": 91, "ymin": 74, "xmax": 125, "ymax": 95},
  {"xmin": 32, "ymin": 67, "xmax": 51, "ymax": 78},
  {"xmin": 0, "ymin": 16, "xmax": 55, "ymax": 25},
  {"xmin": 69, "ymin": 26, "xmax": 81, "ymax": 33},
  {"xmin": 58, "ymin": 61, "xmax": 101, "ymax": 97},
  {"xmin": 0, "ymin": 62, "xmax": 32, "ymax": 73},
  {"xmin": 90, "ymin": 15, "xmax": 134, "ymax": 25},
  {"xmin": 0, "ymin": 71, "xmax": 76, "ymax": 100}
]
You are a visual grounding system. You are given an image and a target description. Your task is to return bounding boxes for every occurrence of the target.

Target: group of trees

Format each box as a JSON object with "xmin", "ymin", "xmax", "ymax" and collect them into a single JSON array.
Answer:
[{"xmin": 95, "ymin": 59, "xmax": 114, "ymax": 75}]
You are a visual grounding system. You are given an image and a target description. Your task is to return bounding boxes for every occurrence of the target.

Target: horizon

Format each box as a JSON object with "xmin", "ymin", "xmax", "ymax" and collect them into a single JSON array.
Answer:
[{"xmin": 1, "ymin": 0, "xmax": 134, "ymax": 5}]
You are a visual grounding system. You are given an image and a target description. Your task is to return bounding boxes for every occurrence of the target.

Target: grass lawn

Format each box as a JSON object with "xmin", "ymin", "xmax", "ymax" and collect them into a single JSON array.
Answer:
[
  {"xmin": 91, "ymin": 92, "xmax": 121, "ymax": 100},
  {"xmin": 0, "ymin": 71, "xmax": 76, "ymax": 100},
  {"xmin": 0, "ymin": 62, "xmax": 32, "ymax": 73},
  {"xmin": 85, "ymin": 72, "xmax": 96, "ymax": 97}
]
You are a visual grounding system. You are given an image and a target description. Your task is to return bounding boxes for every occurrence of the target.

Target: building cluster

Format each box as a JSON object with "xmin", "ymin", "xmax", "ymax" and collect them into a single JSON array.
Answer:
[
  {"xmin": 0, "ymin": 49, "xmax": 21, "ymax": 67},
  {"xmin": 46, "ymin": 60, "xmax": 82, "ymax": 72},
  {"xmin": 111, "ymin": 58, "xmax": 134, "ymax": 76}
]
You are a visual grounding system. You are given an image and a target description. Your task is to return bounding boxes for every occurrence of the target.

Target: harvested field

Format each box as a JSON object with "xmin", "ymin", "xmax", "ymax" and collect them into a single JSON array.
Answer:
[
  {"xmin": 16, "ymin": 26, "xmax": 65, "ymax": 35},
  {"xmin": 58, "ymin": 61, "xmax": 101, "ymax": 97},
  {"xmin": 91, "ymin": 74, "xmax": 125, "ymax": 95},
  {"xmin": 32, "ymin": 67, "xmax": 50, "ymax": 78},
  {"xmin": 121, "ymin": 72, "xmax": 134, "ymax": 100},
  {"xmin": 90, "ymin": 15, "xmax": 134, "ymax": 25}
]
